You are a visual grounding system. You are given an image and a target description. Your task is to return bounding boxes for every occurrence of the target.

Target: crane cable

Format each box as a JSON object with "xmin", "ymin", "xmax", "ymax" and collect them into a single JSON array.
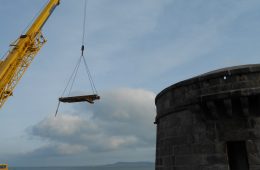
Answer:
[
  {"xmin": 62, "ymin": 0, "xmax": 97, "ymax": 96},
  {"xmin": 55, "ymin": 0, "xmax": 98, "ymax": 116},
  {"xmin": 81, "ymin": 0, "xmax": 98, "ymax": 95}
]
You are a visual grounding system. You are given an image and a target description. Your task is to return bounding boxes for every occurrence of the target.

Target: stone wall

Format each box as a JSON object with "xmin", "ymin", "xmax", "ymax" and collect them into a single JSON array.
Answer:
[{"xmin": 155, "ymin": 64, "xmax": 260, "ymax": 170}]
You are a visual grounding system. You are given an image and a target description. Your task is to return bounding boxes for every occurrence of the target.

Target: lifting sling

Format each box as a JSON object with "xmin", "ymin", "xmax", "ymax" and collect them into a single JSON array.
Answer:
[{"xmin": 55, "ymin": 0, "xmax": 100, "ymax": 116}]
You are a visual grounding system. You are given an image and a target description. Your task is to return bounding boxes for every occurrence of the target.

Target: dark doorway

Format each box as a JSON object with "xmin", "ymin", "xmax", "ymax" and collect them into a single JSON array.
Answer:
[{"xmin": 227, "ymin": 141, "xmax": 249, "ymax": 170}]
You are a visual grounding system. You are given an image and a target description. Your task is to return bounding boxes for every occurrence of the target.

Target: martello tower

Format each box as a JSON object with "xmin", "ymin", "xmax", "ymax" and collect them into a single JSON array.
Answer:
[{"xmin": 155, "ymin": 64, "xmax": 260, "ymax": 170}]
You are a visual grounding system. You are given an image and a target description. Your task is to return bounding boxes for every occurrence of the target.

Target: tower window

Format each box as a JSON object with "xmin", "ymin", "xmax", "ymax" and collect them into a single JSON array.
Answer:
[{"xmin": 226, "ymin": 141, "xmax": 249, "ymax": 170}]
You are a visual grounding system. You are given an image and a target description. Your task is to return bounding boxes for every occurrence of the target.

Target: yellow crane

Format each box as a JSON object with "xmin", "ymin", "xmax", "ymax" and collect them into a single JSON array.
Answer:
[{"xmin": 0, "ymin": 0, "xmax": 60, "ymax": 109}]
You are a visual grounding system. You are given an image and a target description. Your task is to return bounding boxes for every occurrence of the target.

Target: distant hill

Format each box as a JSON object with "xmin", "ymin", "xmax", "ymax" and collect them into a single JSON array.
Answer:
[
  {"xmin": 10, "ymin": 162, "xmax": 155, "ymax": 169},
  {"xmin": 102, "ymin": 161, "xmax": 155, "ymax": 168}
]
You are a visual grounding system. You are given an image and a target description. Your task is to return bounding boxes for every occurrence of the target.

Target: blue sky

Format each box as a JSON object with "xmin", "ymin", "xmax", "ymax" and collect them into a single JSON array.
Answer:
[{"xmin": 1, "ymin": 0, "xmax": 260, "ymax": 166}]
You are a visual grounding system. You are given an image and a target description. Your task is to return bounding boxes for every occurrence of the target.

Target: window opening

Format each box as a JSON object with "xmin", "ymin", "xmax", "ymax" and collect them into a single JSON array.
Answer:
[{"xmin": 226, "ymin": 141, "xmax": 249, "ymax": 170}]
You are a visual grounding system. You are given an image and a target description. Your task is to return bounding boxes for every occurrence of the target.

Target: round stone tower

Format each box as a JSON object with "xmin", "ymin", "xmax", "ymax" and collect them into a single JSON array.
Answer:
[{"xmin": 155, "ymin": 64, "xmax": 260, "ymax": 170}]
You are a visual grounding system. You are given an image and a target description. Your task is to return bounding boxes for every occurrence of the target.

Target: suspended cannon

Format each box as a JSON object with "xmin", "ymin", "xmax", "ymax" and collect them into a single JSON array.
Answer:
[{"xmin": 59, "ymin": 94, "xmax": 100, "ymax": 104}]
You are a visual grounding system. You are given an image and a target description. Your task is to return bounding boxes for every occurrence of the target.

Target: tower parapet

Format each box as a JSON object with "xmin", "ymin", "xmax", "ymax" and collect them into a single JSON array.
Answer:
[{"xmin": 155, "ymin": 64, "xmax": 260, "ymax": 170}]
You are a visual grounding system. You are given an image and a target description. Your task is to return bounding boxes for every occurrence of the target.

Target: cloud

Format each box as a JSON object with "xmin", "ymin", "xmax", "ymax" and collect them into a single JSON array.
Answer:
[
  {"xmin": 27, "ymin": 88, "xmax": 156, "ymax": 158},
  {"xmin": 31, "ymin": 114, "xmax": 99, "ymax": 141},
  {"xmin": 24, "ymin": 143, "xmax": 87, "ymax": 157}
]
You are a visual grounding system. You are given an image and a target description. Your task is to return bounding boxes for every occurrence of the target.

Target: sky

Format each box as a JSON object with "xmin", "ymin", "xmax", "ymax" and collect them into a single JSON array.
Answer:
[{"xmin": 1, "ymin": 0, "xmax": 260, "ymax": 167}]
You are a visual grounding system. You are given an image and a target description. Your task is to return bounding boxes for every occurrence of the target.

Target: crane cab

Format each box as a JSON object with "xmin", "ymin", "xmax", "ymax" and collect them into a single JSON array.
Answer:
[{"xmin": 0, "ymin": 164, "xmax": 8, "ymax": 170}]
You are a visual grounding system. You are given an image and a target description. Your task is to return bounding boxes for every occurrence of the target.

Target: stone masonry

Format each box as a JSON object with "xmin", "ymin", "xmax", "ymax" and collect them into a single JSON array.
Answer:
[{"xmin": 155, "ymin": 64, "xmax": 260, "ymax": 170}]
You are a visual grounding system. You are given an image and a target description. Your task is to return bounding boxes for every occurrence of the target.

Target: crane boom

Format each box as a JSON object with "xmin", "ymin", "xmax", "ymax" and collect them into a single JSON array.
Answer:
[{"xmin": 0, "ymin": 0, "xmax": 60, "ymax": 109}]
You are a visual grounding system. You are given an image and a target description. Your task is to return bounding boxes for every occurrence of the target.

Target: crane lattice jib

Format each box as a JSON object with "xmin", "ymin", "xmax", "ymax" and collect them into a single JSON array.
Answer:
[{"xmin": 0, "ymin": 0, "xmax": 60, "ymax": 109}]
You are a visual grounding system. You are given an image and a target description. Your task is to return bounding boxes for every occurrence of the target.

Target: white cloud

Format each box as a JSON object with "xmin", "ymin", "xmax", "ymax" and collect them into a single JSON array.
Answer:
[
  {"xmin": 57, "ymin": 143, "xmax": 87, "ymax": 155},
  {"xmin": 31, "ymin": 114, "xmax": 99, "ymax": 138},
  {"xmin": 27, "ymin": 88, "xmax": 156, "ymax": 158}
]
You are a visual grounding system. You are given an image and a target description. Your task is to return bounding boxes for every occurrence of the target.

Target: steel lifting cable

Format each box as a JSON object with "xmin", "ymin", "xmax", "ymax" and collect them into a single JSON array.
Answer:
[
  {"xmin": 55, "ymin": 55, "xmax": 82, "ymax": 116},
  {"xmin": 82, "ymin": 0, "xmax": 88, "ymax": 50},
  {"xmin": 80, "ymin": 0, "xmax": 97, "ymax": 94},
  {"xmin": 55, "ymin": 0, "xmax": 98, "ymax": 116},
  {"xmin": 62, "ymin": 55, "xmax": 82, "ymax": 97},
  {"xmin": 78, "ymin": 0, "xmax": 97, "ymax": 95},
  {"xmin": 82, "ymin": 55, "xmax": 98, "ymax": 94},
  {"xmin": 55, "ymin": 56, "xmax": 81, "ymax": 116}
]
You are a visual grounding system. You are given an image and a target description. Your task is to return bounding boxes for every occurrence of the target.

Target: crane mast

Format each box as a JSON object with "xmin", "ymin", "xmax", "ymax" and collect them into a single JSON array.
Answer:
[{"xmin": 0, "ymin": 0, "xmax": 60, "ymax": 109}]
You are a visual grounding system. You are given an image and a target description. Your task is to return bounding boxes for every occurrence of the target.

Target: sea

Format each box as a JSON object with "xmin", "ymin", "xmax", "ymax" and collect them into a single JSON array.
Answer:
[
  {"xmin": 9, "ymin": 162, "xmax": 155, "ymax": 170},
  {"xmin": 9, "ymin": 167, "xmax": 153, "ymax": 170}
]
